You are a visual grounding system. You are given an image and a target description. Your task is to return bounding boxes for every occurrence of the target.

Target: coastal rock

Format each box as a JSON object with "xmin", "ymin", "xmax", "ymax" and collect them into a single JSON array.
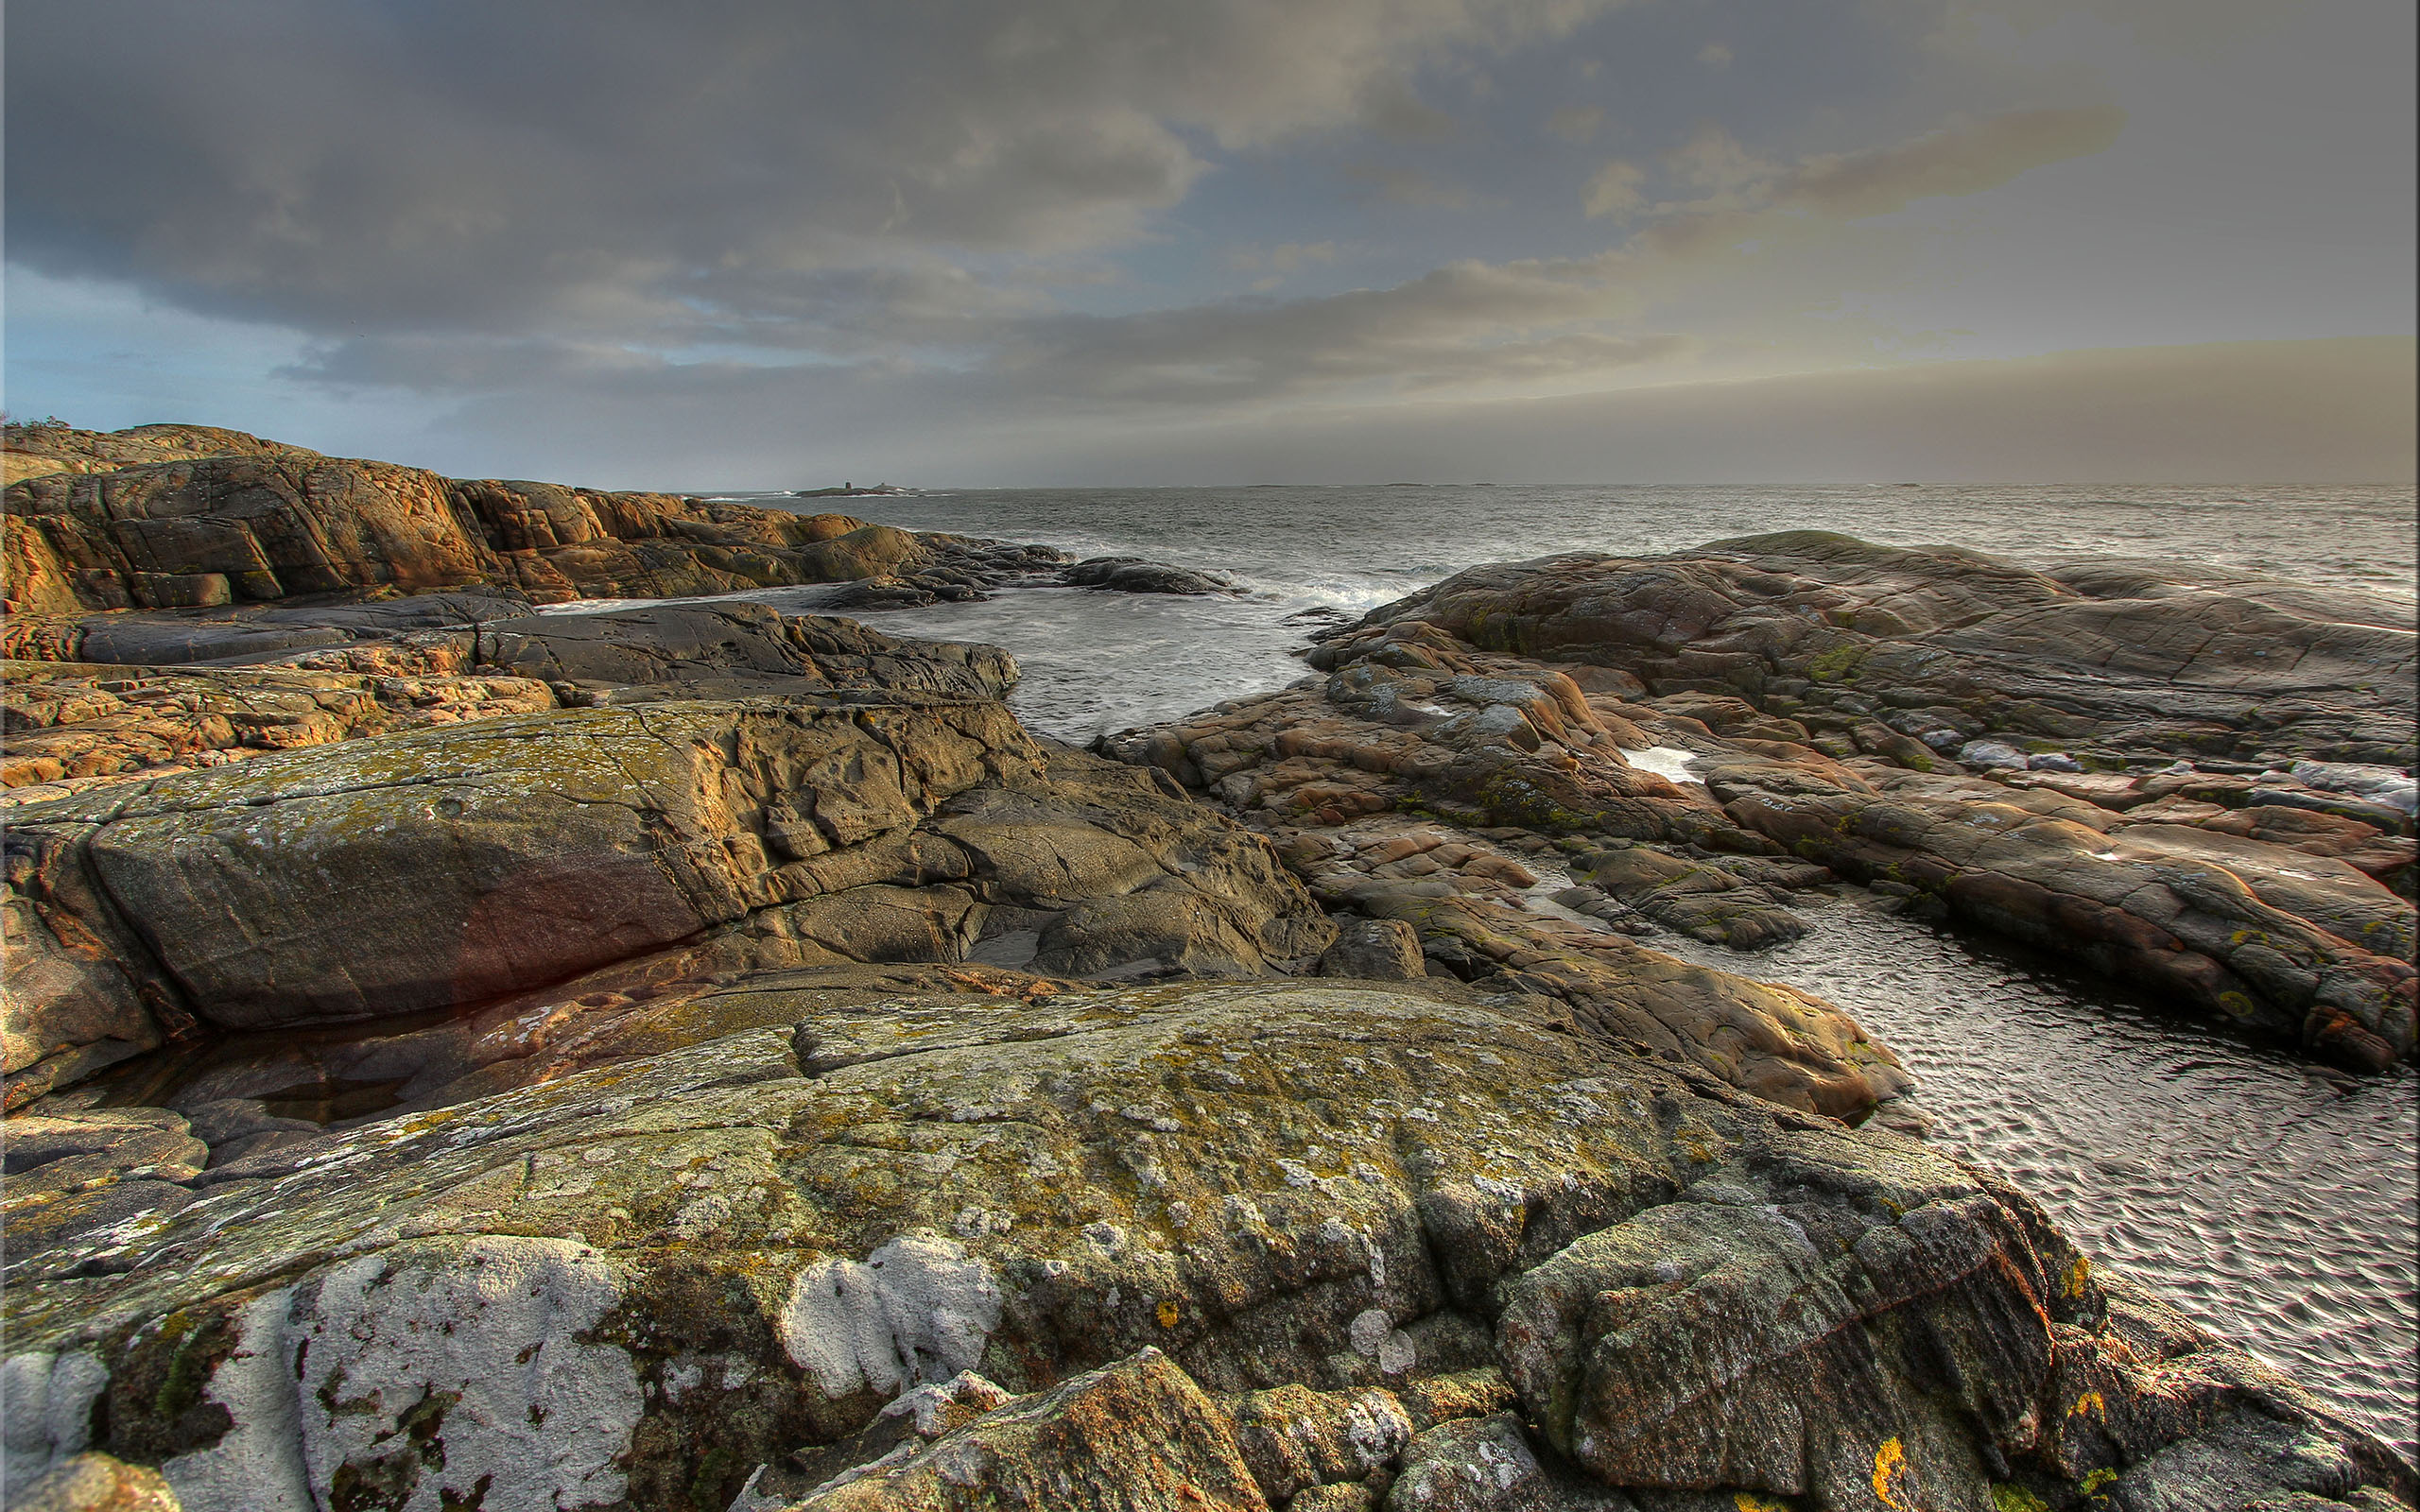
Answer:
[
  {"xmin": 1333, "ymin": 533, "xmax": 2414, "ymax": 767},
  {"xmin": 1, "ymin": 425, "xmax": 1069, "ymax": 618},
  {"xmin": 474, "ymin": 601, "xmax": 1019, "ymax": 703},
  {"xmin": 2, "ymin": 983, "xmax": 2405, "ymax": 1512},
  {"xmin": 1062, "ymin": 557, "xmax": 1239, "ymax": 595},
  {"xmin": 1, "ymin": 695, "xmax": 1329, "ymax": 1105},
  {"xmin": 2, "ymin": 421, "xmax": 303, "ymax": 482},
  {"xmin": 0, "ymin": 658, "xmax": 559, "ymax": 807},
  {"xmin": 7, "ymin": 1452, "xmax": 182, "ymax": 1512},
  {"xmin": 1316, "ymin": 918, "xmax": 1426, "ymax": 979},
  {"xmin": 1102, "ymin": 535, "xmax": 2418, "ymax": 1067},
  {"xmin": 0, "ymin": 602, "xmax": 1020, "ymax": 810},
  {"xmin": 0, "ymin": 586, "xmax": 536, "ymax": 667},
  {"xmin": 763, "ymin": 1349, "xmax": 1271, "ymax": 1510}
]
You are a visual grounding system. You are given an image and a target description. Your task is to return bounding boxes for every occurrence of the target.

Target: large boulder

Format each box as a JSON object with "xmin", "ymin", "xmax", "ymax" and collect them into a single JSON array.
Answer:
[
  {"xmin": 3, "ymin": 983, "xmax": 2406, "ymax": 1512},
  {"xmin": 1, "ymin": 695, "xmax": 1337, "ymax": 1106}
]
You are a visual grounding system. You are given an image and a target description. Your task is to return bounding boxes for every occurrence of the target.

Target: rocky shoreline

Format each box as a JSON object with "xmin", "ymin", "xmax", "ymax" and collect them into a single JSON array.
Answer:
[{"xmin": 4, "ymin": 426, "xmax": 2412, "ymax": 1512}]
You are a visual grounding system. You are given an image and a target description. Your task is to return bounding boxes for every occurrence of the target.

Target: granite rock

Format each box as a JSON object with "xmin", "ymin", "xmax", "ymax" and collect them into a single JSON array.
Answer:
[{"xmin": 1, "ymin": 983, "xmax": 2403, "ymax": 1512}]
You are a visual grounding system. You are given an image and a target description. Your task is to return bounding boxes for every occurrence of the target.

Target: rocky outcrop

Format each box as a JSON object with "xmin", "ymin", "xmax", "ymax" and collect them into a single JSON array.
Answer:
[
  {"xmin": 4, "ymin": 982, "xmax": 2408, "ymax": 1512},
  {"xmin": 0, "ymin": 691, "xmax": 1333, "ymax": 1108},
  {"xmin": 0, "ymin": 601, "xmax": 1022, "ymax": 807},
  {"xmin": 0, "ymin": 421, "xmax": 298, "ymax": 486},
  {"xmin": 1, "ymin": 424, "xmax": 1236, "ymax": 620},
  {"xmin": 1347, "ymin": 532, "xmax": 2413, "ymax": 767},
  {"xmin": 0, "ymin": 437, "xmax": 932, "ymax": 615},
  {"xmin": 0, "ymin": 659, "xmax": 559, "ymax": 805},
  {"xmin": 1101, "ymin": 536, "xmax": 2417, "ymax": 1069},
  {"xmin": 1061, "ymin": 557, "xmax": 1239, "ymax": 595}
]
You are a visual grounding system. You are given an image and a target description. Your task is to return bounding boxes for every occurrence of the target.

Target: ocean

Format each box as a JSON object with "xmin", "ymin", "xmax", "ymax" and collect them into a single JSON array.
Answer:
[{"xmin": 792, "ymin": 482, "xmax": 2419, "ymax": 743}]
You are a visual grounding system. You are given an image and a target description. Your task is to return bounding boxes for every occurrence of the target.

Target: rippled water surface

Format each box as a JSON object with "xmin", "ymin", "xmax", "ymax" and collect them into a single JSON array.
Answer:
[
  {"xmin": 1652, "ymin": 901, "xmax": 2419, "ymax": 1458},
  {"xmin": 819, "ymin": 481, "xmax": 2419, "ymax": 742}
]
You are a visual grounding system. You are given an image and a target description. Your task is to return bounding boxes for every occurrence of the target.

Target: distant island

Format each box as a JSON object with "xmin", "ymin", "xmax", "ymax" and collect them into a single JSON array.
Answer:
[{"xmin": 794, "ymin": 480, "xmax": 912, "ymax": 497}]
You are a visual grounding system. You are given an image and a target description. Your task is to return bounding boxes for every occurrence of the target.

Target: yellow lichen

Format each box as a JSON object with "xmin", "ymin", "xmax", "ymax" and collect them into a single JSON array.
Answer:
[
  {"xmin": 2067, "ymin": 1389, "xmax": 2105, "ymax": 1418},
  {"xmin": 1156, "ymin": 1299, "xmax": 1181, "ymax": 1329},
  {"xmin": 1873, "ymin": 1438, "xmax": 1908, "ymax": 1509},
  {"xmin": 2064, "ymin": 1253, "xmax": 2092, "ymax": 1298},
  {"xmin": 2081, "ymin": 1467, "xmax": 2118, "ymax": 1495}
]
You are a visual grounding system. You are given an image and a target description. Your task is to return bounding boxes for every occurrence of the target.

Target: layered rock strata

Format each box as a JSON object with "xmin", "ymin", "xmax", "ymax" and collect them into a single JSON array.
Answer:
[
  {"xmin": 0, "ymin": 600, "xmax": 1020, "ymax": 805},
  {"xmin": 4, "ymin": 982, "xmax": 2409, "ymax": 1512},
  {"xmin": 1101, "ymin": 534, "xmax": 2416, "ymax": 1069}
]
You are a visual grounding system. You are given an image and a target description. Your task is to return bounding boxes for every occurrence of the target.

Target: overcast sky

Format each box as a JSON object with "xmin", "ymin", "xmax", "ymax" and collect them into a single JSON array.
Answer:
[{"xmin": 6, "ymin": 0, "xmax": 2413, "ymax": 486}]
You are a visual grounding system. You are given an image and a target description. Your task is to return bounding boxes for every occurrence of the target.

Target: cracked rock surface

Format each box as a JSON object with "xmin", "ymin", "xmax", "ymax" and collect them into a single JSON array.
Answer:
[
  {"xmin": 1099, "ymin": 533, "xmax": 2415, "ymax": 1069},
  {"xmin": 3, "ymin": 982, "xmax": 2409, "ymax": 1512}
]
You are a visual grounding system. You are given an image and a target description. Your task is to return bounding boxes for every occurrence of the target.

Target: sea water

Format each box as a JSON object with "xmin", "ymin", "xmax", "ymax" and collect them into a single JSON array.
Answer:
[{"xmin": 567, "ymin": 481, "xmax": 2417, "ymax": 1450}]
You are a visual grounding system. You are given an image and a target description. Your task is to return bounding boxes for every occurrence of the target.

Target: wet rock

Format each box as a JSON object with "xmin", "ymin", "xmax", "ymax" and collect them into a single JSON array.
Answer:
[
  {"xmin": 1062, "ymin": 557, "xmax": 1238, "ymax": 595},
  {"xmin": 1572, "ymin": 848, "xmax": 1808, "ymax": 951},
  {"xmin": 1730, "ymin": 766, "xmax": 2416, "ymax": 1065}
]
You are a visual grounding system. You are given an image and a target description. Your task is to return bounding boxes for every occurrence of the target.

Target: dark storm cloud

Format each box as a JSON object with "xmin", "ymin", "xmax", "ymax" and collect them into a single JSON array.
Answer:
[{"xmin": 6, "ymin": 0, "xmax": 1618, "ymax": 341}]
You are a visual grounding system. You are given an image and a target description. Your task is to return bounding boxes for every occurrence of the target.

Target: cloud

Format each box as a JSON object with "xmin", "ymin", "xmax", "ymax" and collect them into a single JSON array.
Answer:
[
  {"xmin": 1582, "ymin": 161, "xmax": 1648, "ymax": 218},
  {"xmin": 1346, "ymin": 164, "xmax": 1475, "ymax": 209},
  {"xmin": 967, "ymin": 337, "xmax": 2418, "ymax": 487},
  {"xmin": 372, "ymin": 336, "xmax": 2411, "ymax": 490},
  {"xmin": 977, "ymin": 257, "xmax": 1668, "ymax": 402},
  {"xmin": 1772, "ymin": 107, "xmax": 2126, "ymax": 216},
  {"xmin": 6, "ymin": 0, "xmax": 1616, "ymax": 343},
  {"xmin": 1635, "ymin": 106, "xmax": 2127, "ymax": 257},
  {"xmin": 1697, "ymin": 42, "xmax": 1733, "ymax": 67},
  {"xmin": 1547, "ymin": 105, "xmax": 1605, "ymax": 142}
]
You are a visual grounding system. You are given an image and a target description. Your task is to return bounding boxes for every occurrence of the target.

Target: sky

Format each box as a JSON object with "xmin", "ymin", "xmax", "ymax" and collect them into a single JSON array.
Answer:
[{"xmin": 5, "ymin": 0, "xmax": 2414, "ymax": 487}]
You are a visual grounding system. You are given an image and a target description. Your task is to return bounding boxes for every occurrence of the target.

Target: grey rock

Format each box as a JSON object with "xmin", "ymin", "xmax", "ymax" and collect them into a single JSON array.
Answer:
[
  {"xmin": 1061, "ymin": 557, "xmax": 1237, "ymax": 595},
  {"xmin": 1316, "ymin": 919, "xmax": 1426, "ymax": 980}
]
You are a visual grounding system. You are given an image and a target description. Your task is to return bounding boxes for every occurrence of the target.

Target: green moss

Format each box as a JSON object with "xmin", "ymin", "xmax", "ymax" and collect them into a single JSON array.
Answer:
[
  {"xmin": 1990, "ymin": 1486, "xmax": 2052, "ymax": 1512},
  {"xmin": 1806, "ymin": 644, "xmax": 1869, "ymax": 682}
]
